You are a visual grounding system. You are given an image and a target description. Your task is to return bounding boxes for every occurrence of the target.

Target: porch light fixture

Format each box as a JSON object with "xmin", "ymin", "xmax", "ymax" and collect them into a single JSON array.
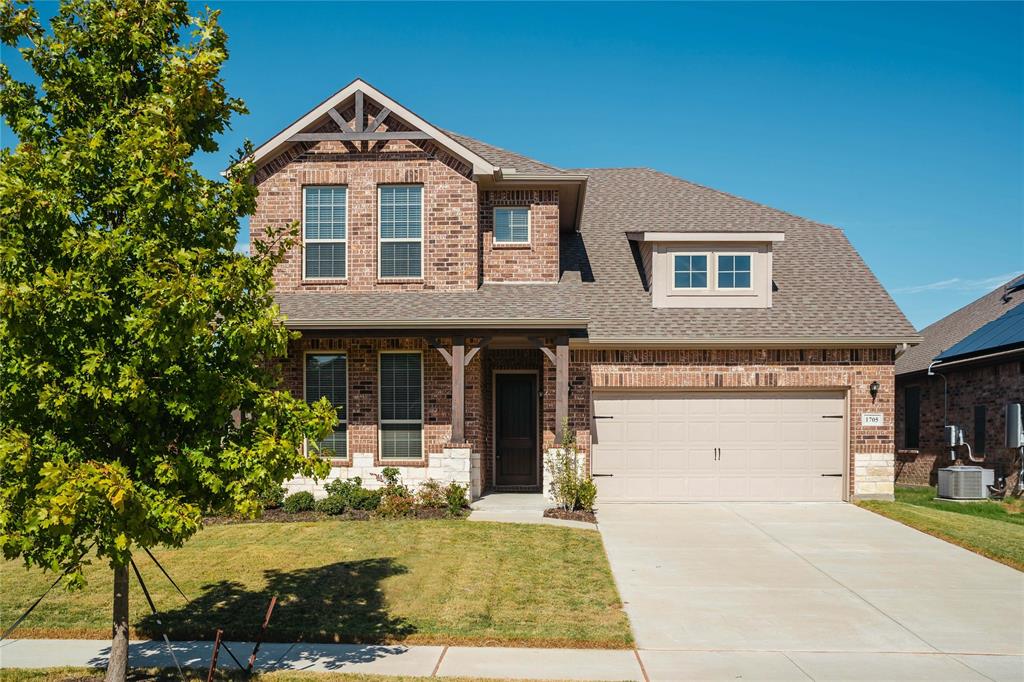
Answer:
[{"xmin": 869, "ymin": 381, "xmax": 880, "ymax": 400}]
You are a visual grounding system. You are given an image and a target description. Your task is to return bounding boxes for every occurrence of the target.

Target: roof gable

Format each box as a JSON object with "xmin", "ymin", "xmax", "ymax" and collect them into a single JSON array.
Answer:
[{"xmin": 243, "ymin": 78, "xmax": 498, "ymax": 176}]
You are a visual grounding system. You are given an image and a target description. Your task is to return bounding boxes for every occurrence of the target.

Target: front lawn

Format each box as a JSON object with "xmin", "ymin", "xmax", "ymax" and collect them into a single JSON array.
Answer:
[
  {"xmin": 859, "ymin": 486, "xmax": 1024, "ymax": 571},
  {"xmin": 0, "ymin": 670, "xmax": 596, "ymax": 682},
  {"xmin": 0, "ymin": 520, "xmax": 631, "ymax": 648}
]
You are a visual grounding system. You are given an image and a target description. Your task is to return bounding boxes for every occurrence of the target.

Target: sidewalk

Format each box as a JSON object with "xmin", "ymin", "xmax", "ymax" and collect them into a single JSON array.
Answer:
[{"xmin": 0, "ymin": 639, "xmax": 643, "ymax": 681}]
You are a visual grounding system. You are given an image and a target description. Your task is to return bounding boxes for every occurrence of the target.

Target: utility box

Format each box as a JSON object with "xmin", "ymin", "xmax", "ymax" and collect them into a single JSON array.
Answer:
[{"xmin": 1007, "ymin": 403, "xmax": 1023, "ymax": 448}]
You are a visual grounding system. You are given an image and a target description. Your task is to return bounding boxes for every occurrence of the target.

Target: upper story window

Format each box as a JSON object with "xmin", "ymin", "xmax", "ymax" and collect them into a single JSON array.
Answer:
[
  {"xmin": 673, "ymin": 254, "xmax": 708, "ymax": 289},
  {"xmin": 379, "ymin": 351, "xmax": 423, "ymax": 460},
  {"xmin": 379, "ymin": 185, "xmax": 423, "ymax": 279},
  {"xmin": 494, "ymin": 207, "xmax": 530, "ymax": 244},
  {"xmin": 305, "ymin": 353, "xmax": 347, "ymax": 459},
  {"xmin": 303, "ymin": 187, "xmax": 347, "ymax": 280},
  {"xmin": 717, "ymin": 255, "xmax": 752, "ymax": 289}
]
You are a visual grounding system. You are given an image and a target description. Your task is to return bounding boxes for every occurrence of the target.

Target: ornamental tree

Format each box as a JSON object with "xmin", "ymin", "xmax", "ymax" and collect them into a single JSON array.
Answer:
[{"xmin": 0, "ymin": 1, "xmax": 334, "ymax": 679}]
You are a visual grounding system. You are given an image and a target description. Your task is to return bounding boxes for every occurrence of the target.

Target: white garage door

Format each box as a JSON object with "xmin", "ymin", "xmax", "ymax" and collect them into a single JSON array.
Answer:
[{"xmin": 591, "ymin": 391, "xmax": 846, "ymax": 502}]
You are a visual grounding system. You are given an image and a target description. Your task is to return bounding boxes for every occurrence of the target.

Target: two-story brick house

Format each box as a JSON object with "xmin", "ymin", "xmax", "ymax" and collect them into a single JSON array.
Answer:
[{"xmin": 246, "ymin": 79, "xmax": 918, "ymax": 502}]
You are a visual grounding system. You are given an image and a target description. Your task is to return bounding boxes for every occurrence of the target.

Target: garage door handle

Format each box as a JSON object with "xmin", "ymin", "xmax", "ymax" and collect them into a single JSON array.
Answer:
[
  {"xmin": 822, "ymin": 415, "xmax": 844, "ymax": 419},
  {"xmin": 820, "ymin": 473, "xmax": 843, "ymax": 477},
  {"xmin": 592, "ymin": 473, "xmax": 614, "ymax": 477},
  {"xmin": 593, "ymin": 415, "xmax": 614, "ymax": 419}
]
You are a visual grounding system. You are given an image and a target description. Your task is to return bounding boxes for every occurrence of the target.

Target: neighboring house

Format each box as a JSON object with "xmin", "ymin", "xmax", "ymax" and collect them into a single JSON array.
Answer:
[
  {"xmin": 246, "ymin": 78, "xmax": 918, "ymax": 503},
  {"xmin": 895, "ymin": 276, "xmax": 1024, "ymax": 489}
]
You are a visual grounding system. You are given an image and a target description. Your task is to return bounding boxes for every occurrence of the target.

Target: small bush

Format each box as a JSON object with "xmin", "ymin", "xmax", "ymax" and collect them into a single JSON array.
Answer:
[
  {"xmin": 282, "ymin": 491, "xmax": 315, "ymax": 513},
  {"xmin": 377, "ymin": 492, "xmax": 416, "ymax": 518},
  {"xmin": 417, "ymin": 479, "xmax": 446, "ymax": 508},
  {"xmin": 256, "ymin": 482, "xmax": 286, "ymax": 510},
  {"xmin": 576, "ymin": 478, "xmax": 597, "ymax": 512},
  {"xmin": 315, "ymin": 495, "xmax": 348, "ymax": 516},
  {"xmin": 324, "ymin": 476, "xmax": 382, "ymax": 510},
  {"xmin": 444, "ymin": 482, "xmax": 469, "ymax": 517}
]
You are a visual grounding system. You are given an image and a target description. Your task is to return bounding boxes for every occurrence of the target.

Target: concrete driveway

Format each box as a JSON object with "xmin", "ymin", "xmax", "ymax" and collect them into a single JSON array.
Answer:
[{"xmin": 599, "ymin": 503, "xmax": 1024, "ymax": 681}]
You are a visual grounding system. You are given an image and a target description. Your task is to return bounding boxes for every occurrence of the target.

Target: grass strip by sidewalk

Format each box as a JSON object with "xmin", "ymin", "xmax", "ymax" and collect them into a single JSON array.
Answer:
[
  {"xmin": 0, "ymin": 668, "xmax": 604, "ymax": 682},
  {"xmin": 858, "ymin": 487, "xmax": 1024, "ymax": 571},
  {"xmin": 1, "ymin": 519, "xmax": 631, "ymax": 648}
]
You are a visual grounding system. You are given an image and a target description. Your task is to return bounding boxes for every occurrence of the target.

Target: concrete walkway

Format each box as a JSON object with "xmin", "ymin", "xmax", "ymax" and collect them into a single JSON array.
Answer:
[
  {"xmin": 2, "ymin": 638, "xmax": 1023, "ymax": 681},
  {"xmin": 468, "ymin": 492, "xmax": 596, "ymax": 529},
  {"xmin": 599, "ymin": 502, "xmax": 1024, "ymax": 681}
]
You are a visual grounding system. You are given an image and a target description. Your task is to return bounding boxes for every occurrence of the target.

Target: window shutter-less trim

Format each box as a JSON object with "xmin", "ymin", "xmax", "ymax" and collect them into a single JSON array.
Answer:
[
  {"xmin": 305, "ymin": 353, "xmax": 347, "ymax": 459},
  {"xmin": 304, "ymin": 187, "xmax": 347, "ymax": 279},
  {"xmin": 379, "ymin": 352, "xmax": 423, "ymax": 459},
  {"xmin": 379, "ymin": 186, "xmax": 423, "ymax": 278},
  {"xmin": 494, "ymin": 207, "xmax": 530, "ymax": 243}
]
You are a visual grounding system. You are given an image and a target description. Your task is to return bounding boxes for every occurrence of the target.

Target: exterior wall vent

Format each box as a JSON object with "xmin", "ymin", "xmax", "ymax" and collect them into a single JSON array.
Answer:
[{"xmin": 936, "ymin": 466, "xmax": 994, "ymax": 500}]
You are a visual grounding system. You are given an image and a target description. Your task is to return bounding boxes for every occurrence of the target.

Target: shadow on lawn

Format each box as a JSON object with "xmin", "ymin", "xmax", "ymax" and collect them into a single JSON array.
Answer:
[{"xmin": 136, "ymin": 558, "xmax": 416, "ymax": 645}]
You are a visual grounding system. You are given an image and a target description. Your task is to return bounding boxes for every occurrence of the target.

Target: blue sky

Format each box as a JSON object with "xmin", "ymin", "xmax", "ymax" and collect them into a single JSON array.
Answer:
[{"xmin": 3, "ymin": 2, "xmax": 1022, "ymax": 329}]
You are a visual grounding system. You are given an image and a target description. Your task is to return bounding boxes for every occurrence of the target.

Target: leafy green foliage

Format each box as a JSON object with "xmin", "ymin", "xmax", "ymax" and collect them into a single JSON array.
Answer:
[
  {"xmin": 282, "ymin": 492, "xmax": 315, "ymax": 514},
  {"xmin": 312, "ymin": 494, "xmax": 346, "ymax": 516},
  {"xmin": 323, "ymin": 477, "xmax": 381, "ymax": 511},
  {"xmin": 443, "ymin": 482, "xmax": 469, "ymax": 517},
  {"xmin": 545, "ymin": 419, "xmax": 598, "ymax": 512},
  {"xmin": 0, "ymin": 0, "xmax": 334, "ymax": 584},
  {"xmin": 415, "ymin": 480, "xmax": 445, "ymax": 509}
]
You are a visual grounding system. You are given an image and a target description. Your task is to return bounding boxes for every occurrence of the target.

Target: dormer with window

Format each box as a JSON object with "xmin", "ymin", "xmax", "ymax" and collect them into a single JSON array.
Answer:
[{"xmin": 628, "ymin": 232, "xmax": 785, "ymax": 308}]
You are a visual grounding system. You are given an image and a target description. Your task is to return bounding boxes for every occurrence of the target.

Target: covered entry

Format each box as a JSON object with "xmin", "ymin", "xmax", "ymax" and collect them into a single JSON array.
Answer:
[{"xmin": 591, "ymin": 391, "xmax": 847, "ymax": 502}]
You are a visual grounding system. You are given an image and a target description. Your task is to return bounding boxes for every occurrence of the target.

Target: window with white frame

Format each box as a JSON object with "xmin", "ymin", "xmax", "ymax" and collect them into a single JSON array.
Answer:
[
  {"xmin": 379, "ymin": 352, "xmax": 423, "ymax": 459},
  {"xmin": 379, "ymin": 185, "xmax": 423, "ymax": 278},
  {"xmin": 673, "ymin": 254, "xmax": 708, "ymax": 289},
  {"xmin": 717, "ymin": 254, "xmax": 752, "ymax": 289},
  {"xmin": 303, "ymin": 187, "xmax": 347, "ymax": 279},
  {"xmin": 305, "ymin": 353, "xmax": 347, "ymax": 459},
  {"xmin": 494, "ymin": 207, "xmax": 530, "ymax": 244}
]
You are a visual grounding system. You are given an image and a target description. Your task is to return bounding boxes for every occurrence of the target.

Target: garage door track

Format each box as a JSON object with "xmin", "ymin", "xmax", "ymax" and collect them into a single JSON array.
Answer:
[{"xmin": 600, "ymin": 503, "xmax": 1024, "ymax": 681}]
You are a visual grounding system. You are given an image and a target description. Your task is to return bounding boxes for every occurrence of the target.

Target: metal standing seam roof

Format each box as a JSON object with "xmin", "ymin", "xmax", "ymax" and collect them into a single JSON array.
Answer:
[
  {"xmin": 896, "ymin": 275, "xmax": 1024, "ymax": 375},
  {"xmin": 269, "ymin": 128, "xmax": 918, "ymax": 344}
]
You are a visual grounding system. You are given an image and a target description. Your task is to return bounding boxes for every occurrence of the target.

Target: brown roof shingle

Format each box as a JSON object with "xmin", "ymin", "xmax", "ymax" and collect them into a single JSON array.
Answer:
[{"xmin": 896, "ymin": 276, "xmax": 1024, "ymax": 375}]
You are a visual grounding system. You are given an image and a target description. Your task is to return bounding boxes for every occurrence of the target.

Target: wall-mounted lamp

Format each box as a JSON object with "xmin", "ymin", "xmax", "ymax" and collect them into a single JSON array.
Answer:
[{"xmin": 869, "ymin": 381, "xmax": 880, "ymax": 400}]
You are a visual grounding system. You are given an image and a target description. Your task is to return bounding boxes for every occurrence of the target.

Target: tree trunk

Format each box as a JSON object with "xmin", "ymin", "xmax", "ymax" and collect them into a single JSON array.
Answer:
[{"xmin": 105, "ymin": 563, "xmax": 130, "ymax": 682}]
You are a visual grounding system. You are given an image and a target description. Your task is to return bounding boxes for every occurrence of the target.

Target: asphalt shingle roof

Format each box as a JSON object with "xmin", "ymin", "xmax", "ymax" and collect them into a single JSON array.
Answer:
[
  {"xmin": 444, "ymin": 130, "xmax": 567, "ymax": 176},
  {"xmin": 897, "ymin": 276, "xmax": 1024, "ymax": 375}
]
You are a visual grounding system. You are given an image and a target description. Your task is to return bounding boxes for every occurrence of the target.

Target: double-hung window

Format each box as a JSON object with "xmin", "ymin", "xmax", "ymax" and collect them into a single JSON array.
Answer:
[
  {"xmin": 673, "ymin": 254, "xmax": 708, "ymax": 289},
  {"xmin": 379, "ymin": 352, "xmax": 423, "ymax": 459},
  {"xmin": 305, "ymin": 353, "xmax": 347, "ymax": 459},
  {"xmin": 379, "ymin": 185, "xmax": 423, "ymax": 279},
  {"xmin": 717, "ymin": 254, "xmax": 752, "ymax": 289},
  {"xmin": 494, "ymin": 207, "xmax": 530, "ymax": 244},
  {"xmin": 303, "ymin": 187, "xmax": 347, "ymax": 279}
]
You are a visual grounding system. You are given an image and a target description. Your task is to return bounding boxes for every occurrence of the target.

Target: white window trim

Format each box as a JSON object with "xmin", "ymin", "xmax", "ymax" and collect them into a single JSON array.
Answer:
[
  {"xmin": 377, "ymin": 349, "xmax": 425, "ymax": 461},
  {"xmin": 715, "ymin": 253, "xmax": 755, "ymax": 291},
  {"xmin": 302, "ymin": 350, "xmax": 348, "ymax": 460},
  {"xmin": 302, "ymin": 186, "xmax": 348, "ymax": 282},
  {"xmin": 378, "ymin": 185, "xmax": 424, "ymax": 280},
  {"xmin": 671, "ymin": 252, "xmax": 711, "ymax": 291},
  {"xmin": 492, "ymin": 206, "xmax": 531, "ymax": 245}
]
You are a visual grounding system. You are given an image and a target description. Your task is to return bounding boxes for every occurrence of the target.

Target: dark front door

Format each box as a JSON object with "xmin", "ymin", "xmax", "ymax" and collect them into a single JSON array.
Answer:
[{"xmin": 495, "ymin": 373, "xmax": 538, "ymax": 487}]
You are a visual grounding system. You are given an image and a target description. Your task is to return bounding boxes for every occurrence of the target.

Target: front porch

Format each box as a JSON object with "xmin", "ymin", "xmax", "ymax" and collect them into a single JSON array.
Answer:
[{"xmin": 280, "ymin": 330, "xmax": 580, "ymax": 500}]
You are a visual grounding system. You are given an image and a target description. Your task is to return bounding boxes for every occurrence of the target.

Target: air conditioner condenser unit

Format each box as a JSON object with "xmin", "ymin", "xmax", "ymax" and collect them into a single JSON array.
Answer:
[{"xmin": 936, "ymin": 466, "xmax": 994, "ymax": 500}]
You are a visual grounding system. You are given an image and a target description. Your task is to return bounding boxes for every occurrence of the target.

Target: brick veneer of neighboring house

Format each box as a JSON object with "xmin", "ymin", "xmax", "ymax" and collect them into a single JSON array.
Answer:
[
  {"xmin": 479, "ymin": 190, "xmax": 560, "ymax": 283},
  {"xmin": 895, "ymin": 357, "xmax": 1024, "ymax": 489}
]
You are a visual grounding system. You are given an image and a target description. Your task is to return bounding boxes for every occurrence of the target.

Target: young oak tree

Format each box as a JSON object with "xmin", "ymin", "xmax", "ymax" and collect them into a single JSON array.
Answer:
[{"xmin": 0, "ymin": 1, "xmax": 334, "ymax": 679}]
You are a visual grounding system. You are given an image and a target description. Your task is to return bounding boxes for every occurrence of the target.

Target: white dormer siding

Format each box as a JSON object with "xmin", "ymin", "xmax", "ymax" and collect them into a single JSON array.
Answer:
[{"xmin": 627, "ymin": 232, "xmax": 785, "ymax": 309}]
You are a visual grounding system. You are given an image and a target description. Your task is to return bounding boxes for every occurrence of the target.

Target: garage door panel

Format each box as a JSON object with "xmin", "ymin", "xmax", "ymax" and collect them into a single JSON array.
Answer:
[{"xmin": 592, "ymin": 391, "xmax": 845, "ymax": 502}]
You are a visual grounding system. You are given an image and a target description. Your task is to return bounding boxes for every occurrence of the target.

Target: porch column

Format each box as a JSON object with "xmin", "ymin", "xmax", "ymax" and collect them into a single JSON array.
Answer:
[
  {"xmin": 451, "ymin": 335, "xmax": 465, "ymax": 443},
  {"xmin": 555, "ymin": 335, "xmax": 569, "ymax": 443}
]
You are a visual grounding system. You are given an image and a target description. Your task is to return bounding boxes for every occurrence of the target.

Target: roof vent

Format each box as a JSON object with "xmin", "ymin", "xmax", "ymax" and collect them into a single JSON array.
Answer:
[{"xmin": 1002, "ymin": 274, "xmax": 1024, "ymax": 302}]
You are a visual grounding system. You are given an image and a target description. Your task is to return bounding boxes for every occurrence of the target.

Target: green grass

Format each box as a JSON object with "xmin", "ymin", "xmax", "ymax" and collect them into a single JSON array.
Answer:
[
  {"xmin": 0, "ymin": 520, "xmax": 631, "ymax": 648},
  {"xmin": 859, "ymin": 486, "xmax": 1024, "ymax": 571},
  {"xmin": 0, "ymin": 669, "xmax": 604, "ymax": 682}
]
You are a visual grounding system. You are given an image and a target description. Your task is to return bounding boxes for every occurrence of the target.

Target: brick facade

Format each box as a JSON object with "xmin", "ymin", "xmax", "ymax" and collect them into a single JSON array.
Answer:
[
  {"xmin": 895, "ymin": 356, "xmax": 1024, "ymax": 490},
  {"xmin": 479, "ymin": 190, "xmax": 560, "ymax": 283}
]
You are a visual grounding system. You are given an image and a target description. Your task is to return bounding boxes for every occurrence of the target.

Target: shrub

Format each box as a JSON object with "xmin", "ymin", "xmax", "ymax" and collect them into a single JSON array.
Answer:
[
  {"xmin": 377, "ymin": 491, "xmax": 416, "ymax": 518},
  {"xmin": 282, "ymin": 491, "xmax": 315, "ymax": 513},
  {"xmin": 444, "ymin": 482, "xmax": 469, "ymax": 517},
  {"xmin": 324, "ymin": 476, "xmax": 382, "ymax": 510},
  {"xmin": 576, "ymin": 478, "xmax": 598, "ymax": 512},
  {"xmin": 256, "ymin": 482, "xmax": 286, "ymax": 510},
  {"xmin": 314, "ymin": 495, "xmax": 348, "ymax": 516},
  {"xmin": 545, "ymin": 419, "xmax": 598, "ymax": 512},
  {"xmin": 417, "ymin": 479, "xmax": 446, "ymax": 508}
]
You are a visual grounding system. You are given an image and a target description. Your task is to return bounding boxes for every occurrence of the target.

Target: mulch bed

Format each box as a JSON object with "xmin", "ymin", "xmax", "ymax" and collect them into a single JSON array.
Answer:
[
  {"xmin": 204, "ymin": 506, "xmax": 467, "ymax": 525},
  {"xmin": 544, "ymin": 508, "xmax": 597, "ymax": 524}
]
